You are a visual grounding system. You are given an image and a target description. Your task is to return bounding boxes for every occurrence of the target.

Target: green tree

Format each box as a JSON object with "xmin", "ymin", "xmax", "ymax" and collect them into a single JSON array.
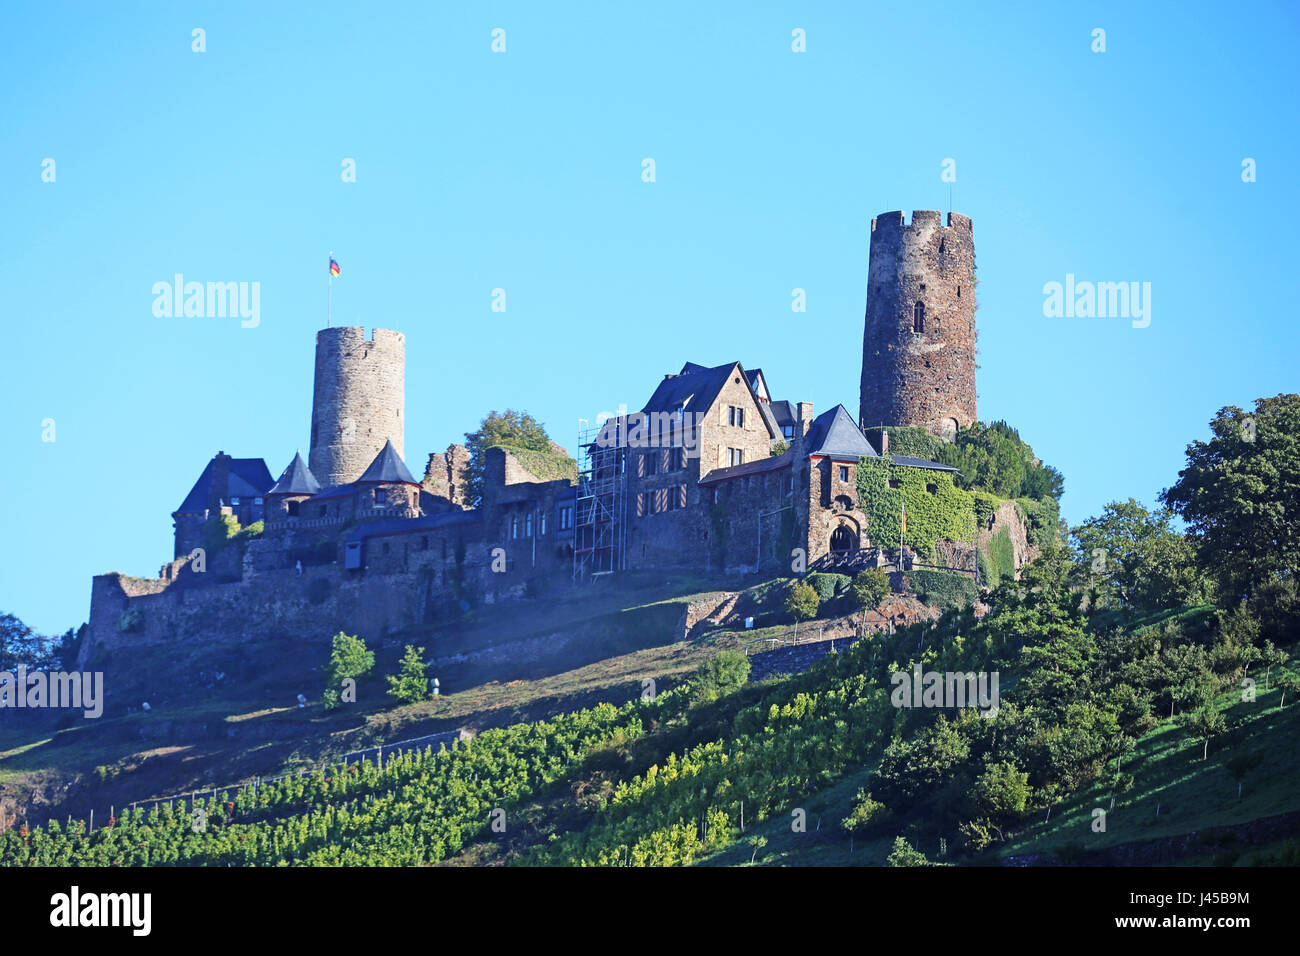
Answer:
[
  {"xmin": 1276, "ymin": 669, "xmax": 1300, "ymax": 709},
  {"xmin": 1160, "ymin": 394, "xmax": 1300, "ymax": 604},
  {"xmin": 1178, "ymin": 703, "xmax": 1227, "ymax": 761},
  {"xmin": 886, "ymin": 835, "xmax": 931, "ymax": 867},
  {"xmin": 851, "ymin": 568, "xmax": 891, "ymax": 629},
  {"xmin": 321, "ymin": 631, "xmax": 375, "ymax": 711},
  {"xmin": 386, "ymin": 645, "xmax": 429, "ymax": 704},
  {"xmin": 1070, "ymin": 498, "xmax": 1210, "ymax": 611},
  {"xmin": 463, "ymin": 409, "xmax": 560, "ymax": 506},
  {"xmin": 747, "ymin": 835, "xmax": 767, "ymax": 865},
  {"xmin": 0, "ymin": 611, "xmax": 56, "ymax": 670},
  {"xmin": 784, "ymin": 581, "xmax": 820, "ymax": 636},
  {"xmin": 841, "ymin": 789, "xmax": 891, "ymax": 836},
  {"xmin": 971, "ymin": 760, "xmax": 1031, "ymax": 819}
]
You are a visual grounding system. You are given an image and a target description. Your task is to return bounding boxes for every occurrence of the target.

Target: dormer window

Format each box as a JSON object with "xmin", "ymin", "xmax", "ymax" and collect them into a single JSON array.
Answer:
[
  {"xmin": 288, "ymin": 500, "xmax": 300, "ymax": 517},
  {"xmin": 375, "ymin": 489, "xmax": 387, "ymax": 504}
]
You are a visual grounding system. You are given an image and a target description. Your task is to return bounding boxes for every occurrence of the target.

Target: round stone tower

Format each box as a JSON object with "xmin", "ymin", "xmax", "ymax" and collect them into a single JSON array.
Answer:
[
  {"xmin": 309, "ymin": 326, "xmax": 405, "ymax": 487},
  {"xmin": 859, "ymin": 210, "xmax": 976, "ymax": 438}
]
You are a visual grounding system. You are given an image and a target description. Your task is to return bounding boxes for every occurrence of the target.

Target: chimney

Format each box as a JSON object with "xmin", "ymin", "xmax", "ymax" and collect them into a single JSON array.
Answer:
[
  {"xmin": 879, "ymin": 430, "xmax": 889, "ymax": 456},
  {"xmin": 797, "ymin": 402, "xmax": 814, "ymax": 436}
]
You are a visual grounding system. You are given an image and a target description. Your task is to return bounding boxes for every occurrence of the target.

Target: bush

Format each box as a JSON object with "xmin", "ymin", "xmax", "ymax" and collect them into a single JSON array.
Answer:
[
  {"xmin": 909, "ymin": 569, "xmax": 979, "ymax": 609},
  {"xmin": 691, "ymin": 650, "xmax": 751, "ymax": 704},
  {"xmin": 841, "ymin": 789, "xmax": 891, "ymax": 835},
  {"xmin": 806, "ymin": 572, "xmax": 850, "ymax": 603},
  {"xmin": 886, "ymin": 836, "xmax": 931, "ymax": 867},
  {"xmin": 201, "ymin": 514, "xmax": 240, "ymax": 555}
]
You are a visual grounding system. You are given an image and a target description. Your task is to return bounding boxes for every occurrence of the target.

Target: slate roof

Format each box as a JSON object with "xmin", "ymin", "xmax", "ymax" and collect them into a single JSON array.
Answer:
[
  {"xmin": 699, "ymin": 450, "xmax": 794, "ymax": 485},
  {"xmin": 344, "ymin": 510, "xmax": 481, "ymax": 543},
  {"xmin": 768, "ymin": 400, "xmax": 797, "ymax": 429},
  {"xmin": 175, "ymin": 455, "xmax": 274, "ymax": 514},
  {"xmin": 356, "ymin": 439, "xmax": 419, "ymax": 485},
  {"xmin": 268, "ymin": 451, "xmax": 321, "ymax": 496},
  {"xmin": 804, "ymin": 405, "xmax": 879, "ymax": 462},
  {"xmin": 890, "ymin": 454, "xmax": 960, "ymax": 473},
  {"xmin": 641, "ymin": 361, "xmax": 729, "ymax": 415}
]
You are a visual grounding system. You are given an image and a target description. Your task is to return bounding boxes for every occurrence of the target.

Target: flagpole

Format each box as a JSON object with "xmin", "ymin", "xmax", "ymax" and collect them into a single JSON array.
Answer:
[{"xmin": 327, "ymin": 250, "xmax": 333, "ymax": 328}]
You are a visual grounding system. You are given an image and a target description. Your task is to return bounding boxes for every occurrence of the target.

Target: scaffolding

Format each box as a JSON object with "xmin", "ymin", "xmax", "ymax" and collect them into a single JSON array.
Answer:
[{"xmin": 573, "ymin": 417, "xmax": 628, "ymax": 580}]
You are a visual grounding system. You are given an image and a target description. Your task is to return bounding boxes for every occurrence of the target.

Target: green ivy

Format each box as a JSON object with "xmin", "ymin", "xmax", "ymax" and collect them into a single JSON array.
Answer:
[
  {"xmin": 908, "ymin": 569, "xmax": 979, "ymax": 609},
  {"xmin": 983, "ymin": 526, "xmax": 1016, "ymax": 586},
  {"xmin": 856, "ymin": 458, "xmax": 975, "ymax": 559}
]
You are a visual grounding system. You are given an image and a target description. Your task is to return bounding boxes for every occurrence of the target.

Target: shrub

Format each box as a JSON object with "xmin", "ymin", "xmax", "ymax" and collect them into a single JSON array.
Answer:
[
  {"xmin": 117, "ymin": 607, "xmax": 144, "ymax": 633},
  {"xmin": 886, "ymin": 836, "xmax": 931, "ymax": 867},
  {"xmin": 201, "ymin": 514, "xmax": 240, "ymax": 555},
  {"xmin": 806, "ymin": 572, "xmax": 850, "ymax": 603},
  {"xmin": 841, "ymin": 789, "xmax": 891, "ymax": 835},
  {"xmin": 909, "ymin": 569, "xmax": 979, "ymax": 609},
  {"xmin": 691, "ymin": 650, "xmax": 751, "ymax": 704}
]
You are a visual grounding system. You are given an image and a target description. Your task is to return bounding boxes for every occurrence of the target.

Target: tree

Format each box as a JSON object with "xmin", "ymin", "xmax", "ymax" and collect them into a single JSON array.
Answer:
[
  {"xmin": 1160, "ymin": 394, "xmax": 1300, "ymax": 603},
  {"xmin": 386, "ymin": 645, "xmax": 429, "ymax": 704},
  {"xmin": 784, "ymin": 581, "xmax": 820, "ymax": 637},
  {"xmin": 1070, "ymin": 499, "xmax": 1211, "ymax": 611},
  {"xmin": 971, "ymin": 760, "xmax": 1031, "ymax": 819},
  {"xmin": 886, "ymin": 835, "xmax": 931, "ymax": 866},
  {"xmin": 463, "ymin": 409, "xmax": 560, "ymax": 506},
  {"xmin": 1276, "ymin": 669, "xmax": 1300, "ymax": 709},
  {"xmin": 1223, "ymin": 750, "xmax": 1264, "ymax": 799},
  {"xmin": 841, "ymin": 789, "xmax": 891, "ymax": 836},
  {"xmin": 851, "ymin": 568, "xmax": 891, "ymax": 630},
  {"xmin": 321, "ymin": 632, "xmax": 375, "ymax": 710},
  {"xmin": 0, "ymin": 612, "xmax": 56, "ymax": 671},
  {"xmin": 747, "ymin": 835, "xmax": 767, "ymax": 865},
  {"xmin": 1178, "ymin": 703, "xmax": 1227, "ymax": 761}
]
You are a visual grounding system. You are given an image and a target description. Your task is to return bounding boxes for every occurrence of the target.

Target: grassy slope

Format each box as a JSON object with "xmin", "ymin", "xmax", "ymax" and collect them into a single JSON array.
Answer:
[{"xmin": 0, "ymin": 571, "xmax": 743, "ymax": 827}]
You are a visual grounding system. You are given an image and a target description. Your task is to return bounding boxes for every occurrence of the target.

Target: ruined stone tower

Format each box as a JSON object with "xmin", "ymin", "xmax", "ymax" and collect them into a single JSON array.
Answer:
[
  {"xmin": 309, "ymin": 326, "xmax": 405, "ymax": 488},
  {"xmin": 859, "ymin": 210, "xmax": 976, "ymax": 438}
]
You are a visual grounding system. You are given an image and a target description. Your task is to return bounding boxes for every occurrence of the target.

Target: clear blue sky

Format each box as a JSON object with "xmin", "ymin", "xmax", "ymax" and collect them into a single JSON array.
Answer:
[{"xmin": 3, "ymin": 2, "xmax": 1297, "ymax": 635}]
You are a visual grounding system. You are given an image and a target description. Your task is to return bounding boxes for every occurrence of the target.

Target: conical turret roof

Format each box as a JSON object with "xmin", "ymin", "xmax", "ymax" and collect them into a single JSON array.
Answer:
[
  {"xmin": 356, "ymin": 439, "xmax": 418, "ymax": 485},
  {"xmin": 268, "ymin": 451, "xmax": 321, "ymax": 496}
]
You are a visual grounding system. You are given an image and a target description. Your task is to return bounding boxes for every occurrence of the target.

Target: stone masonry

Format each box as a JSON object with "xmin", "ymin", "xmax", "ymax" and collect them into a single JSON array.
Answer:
[{"xmin": 310, "ymin": 327, "xmax": 405, "ymax": 487}]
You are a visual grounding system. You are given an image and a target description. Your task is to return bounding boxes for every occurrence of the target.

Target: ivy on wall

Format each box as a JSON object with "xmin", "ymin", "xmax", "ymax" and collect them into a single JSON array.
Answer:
[{"xmin": 855, "ymin": 458, "xmax": 976, "ymax": 559}]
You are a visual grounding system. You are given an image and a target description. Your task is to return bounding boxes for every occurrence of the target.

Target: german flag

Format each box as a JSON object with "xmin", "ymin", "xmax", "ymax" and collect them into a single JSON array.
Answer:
[{"xmin": 329, "ymin": 257, "xmax": 341, "ymax": 277}]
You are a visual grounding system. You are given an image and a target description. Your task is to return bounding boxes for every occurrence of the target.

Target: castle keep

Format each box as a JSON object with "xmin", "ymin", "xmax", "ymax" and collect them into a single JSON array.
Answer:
[
  {"xmin": 859, "ymin": 211, "xmax": 976, "ymax": 437},
  {"xmin": 82, "ymin": 211, "xmax": 1014, "ymax": 669}
]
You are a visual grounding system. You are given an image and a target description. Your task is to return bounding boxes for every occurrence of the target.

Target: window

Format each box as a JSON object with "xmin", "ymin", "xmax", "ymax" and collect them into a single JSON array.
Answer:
[
  {"xmin": 926, "ymin": 483, "xmax": 938, "ymax": 495},
  {"xmin": 838, "ymin": 465, "xmax": 850, "ymax": 482},
  {"xmin": 375, "ymin": 489, "xmax": 387, "ymax": 504},
  {"xmin": 728, "ymin": 448, "xmax": 744, "ymax": 467},
  {"xmin": 319, "ymin": 504, "xmax": 329, "ymax": 516},
  {"xmin": 231, "ymin": 497, "xmax": 241, "ymax": 506},
  {"xmin": 711, "ymin": 487, "xmax": 721, "ymax": 505},
  {"xmin": 785, "ymin": 475, "xmax": 794, "ymax": 497},
  {"xmin": 957, "ymin": 285, "xmax": 961, "ymax": 299},
  {"xmin": 288, "ymin": 500, "xmax": 300, "ymax": 517},
  {"xmin": 782, "ymin": 424, "xmax": 794, "ymax": 439},
  {"xmin": 913, "ymin": 301, "xmax": 925, "ymax": 333},
  {"xmin": 254, "ymin": 497, "xmax": 263, "ymax": 506},
  {"xmin": 511, "ymin": 516, "xmax": 519, "ymax": 539},
  {"xmin": 643, "ymin": 451, "xmax": 658, "ymax": 476},
  {"xmin": 540, "ymin": 512, "xmax": 548, "ymax": 535},
  {"xmin": 525, "ymin": 513, "xmax": 533, "ymax": 537},
  {"xmin": 888, "ymin": 478, "xmax": 902, "ymax": 490},
  {"xmin": 728, "ymin": 406, "xmax": 745, "ymax": 428},
  {"xmin": 559, "ymin": 505, "xmax": 573, "ymax": 530}
]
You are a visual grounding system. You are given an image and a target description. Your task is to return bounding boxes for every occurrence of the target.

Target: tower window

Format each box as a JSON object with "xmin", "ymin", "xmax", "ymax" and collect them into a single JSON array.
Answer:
[
  {"xmin": 913, "ymin": 302, "xmax": 925, "ymax": 333},
  {"xmin": 957, "ymin": 285, "xmax": 961, "ymax": 298}
]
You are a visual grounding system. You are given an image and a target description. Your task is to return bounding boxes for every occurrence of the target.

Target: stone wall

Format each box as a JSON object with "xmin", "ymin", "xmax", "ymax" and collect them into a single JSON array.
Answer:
[
  {"xmin": 859, "ymin": 211, "xmax": 976, "ymax": 436},
  {"xmin": 309, "ymin": 327, "xmax": 405, "ymax": 487}
]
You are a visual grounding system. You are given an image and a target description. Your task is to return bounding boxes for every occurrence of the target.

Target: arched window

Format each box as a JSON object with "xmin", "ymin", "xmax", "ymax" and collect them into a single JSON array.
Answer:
[{"xmin": 913, "ymin": 301, "xmax": 925, "ymax": 333}]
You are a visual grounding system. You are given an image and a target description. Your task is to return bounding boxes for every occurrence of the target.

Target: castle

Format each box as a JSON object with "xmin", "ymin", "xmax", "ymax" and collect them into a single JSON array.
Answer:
[{"xmin": 80, "ymin": 211, "xmax": 1001, "ymax": 668}]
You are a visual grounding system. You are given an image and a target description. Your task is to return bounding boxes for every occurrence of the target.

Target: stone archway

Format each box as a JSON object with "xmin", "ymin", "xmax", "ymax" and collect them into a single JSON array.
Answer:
[{"xmin": 830, "ymin": 521, "xmax": 859, "ymax": 554}]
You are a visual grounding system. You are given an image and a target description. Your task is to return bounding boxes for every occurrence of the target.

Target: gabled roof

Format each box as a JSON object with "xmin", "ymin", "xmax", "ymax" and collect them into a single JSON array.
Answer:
[
  {"xmin": 804, "ymin": 405, "xmax": 879, "ymax": 462},
  {"xmin": 768, "ymin": 400, "xmax": 797, "ymax": 428},
  {"xmin": 745, "ymin": 368, "xmax": 770, "ymax": 401},
  {"xmin": 268, "ymin": 451, "xmax": 321, "ymax": 496},
  {"xmin": 356, "ymin": 439, "xmax": 419, "ymax": 485},
  {"xmin": 175, "ymin": 455, "xmax": 274, "ymax": 514},
  {"xmin": 642, "ymin": 361, "xmax": 737, "ymax": 416}
]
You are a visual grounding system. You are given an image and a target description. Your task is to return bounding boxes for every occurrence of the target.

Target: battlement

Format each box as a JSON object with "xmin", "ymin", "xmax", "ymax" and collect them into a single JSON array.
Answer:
[
  {"xmin": 871, "ymin": 210, "xmax": 973, "ymax": 235},
  {"xmin": 315, "ymin": 326, "xmax": 405, "ymax": 347}
]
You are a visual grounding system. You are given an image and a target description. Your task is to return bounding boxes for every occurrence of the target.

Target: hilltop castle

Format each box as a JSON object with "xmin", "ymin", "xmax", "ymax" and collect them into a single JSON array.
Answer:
[{"xmin": 80, "ymin": 211, "xmax": 1008, "ymax": 668}]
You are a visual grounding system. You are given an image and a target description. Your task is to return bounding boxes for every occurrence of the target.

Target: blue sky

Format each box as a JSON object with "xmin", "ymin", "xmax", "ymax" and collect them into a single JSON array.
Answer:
[{"xmin": 3, "ymin": 1, "xmax": 1297, "ymax": 635}]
